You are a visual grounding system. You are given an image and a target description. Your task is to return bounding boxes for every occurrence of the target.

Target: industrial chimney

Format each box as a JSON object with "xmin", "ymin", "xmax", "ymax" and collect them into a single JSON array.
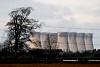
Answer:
[
  {"xmin": 76, "ymin": 33, "xmax": 86, "ymax": 52},
  {"xmin": 68, "ymin": 32, "xmax": 78, "ymax": 52},
  {"xmin": 57, "ymin": 32, "xmax": 68, "ymax": 52},
  {"xmin": 85, "ymin": 33, "xmax": 94, "ymax": 51},
  {"xmin": 41, "ymin": 32, "xmax": 50, "ymax": 49}
]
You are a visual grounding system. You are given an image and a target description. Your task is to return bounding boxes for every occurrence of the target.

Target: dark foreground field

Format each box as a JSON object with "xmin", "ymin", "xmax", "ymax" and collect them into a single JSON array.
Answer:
[{"xmin": 0, "ymin": 49, "xmax": 100, "ymax": 64}]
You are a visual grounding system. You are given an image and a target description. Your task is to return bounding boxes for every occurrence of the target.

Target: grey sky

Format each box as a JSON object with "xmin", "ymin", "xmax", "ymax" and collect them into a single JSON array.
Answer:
[{"xmin": 0, "ymin": 0, "xmax": 100, "ymax": 49}]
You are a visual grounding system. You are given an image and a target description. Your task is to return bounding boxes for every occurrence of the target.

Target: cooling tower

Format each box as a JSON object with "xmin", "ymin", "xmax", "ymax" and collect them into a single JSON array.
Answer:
[
  {"xmin": 68, "ymin": 32, "xmax": 78, "ymax": 52},
  {"xmin": 49, "ymin": 33, "xmax": 58, "ymax": 49},
  {"xmin": 29, "ymin": 32, "xmax": 41, "ymax": 49},
  {"xmin": 41, "ymin": 32, "xmax": 50, "ymax": 49},
  {"xmin": 76, "ymin": 33, "xmax": 86, "ymax": 52},
  {"xmin": 57, "ymin": 32, "xmax": 68, "ymax": 52},
  {"xmin": 85, "ymin": 33, "xmax": 94, "ymax": 51}
]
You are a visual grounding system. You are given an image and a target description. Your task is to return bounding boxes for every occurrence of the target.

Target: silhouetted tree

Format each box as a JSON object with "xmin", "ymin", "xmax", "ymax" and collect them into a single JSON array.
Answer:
[{"xmin": 5, "ymin": 7, "xmax": 42, "ymax": 56}]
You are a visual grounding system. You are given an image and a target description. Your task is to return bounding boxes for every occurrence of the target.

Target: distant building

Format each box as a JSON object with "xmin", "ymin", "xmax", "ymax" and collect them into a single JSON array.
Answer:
[{"xmin": 29, "ymin": 32, "xmax": 94, "ymax": 53}]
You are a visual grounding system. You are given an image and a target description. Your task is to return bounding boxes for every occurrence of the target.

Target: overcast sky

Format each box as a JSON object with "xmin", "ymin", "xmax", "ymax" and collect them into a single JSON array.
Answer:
[{"xmin": 0, "ymin": 0, "xmax": 100, "ymax": 49}]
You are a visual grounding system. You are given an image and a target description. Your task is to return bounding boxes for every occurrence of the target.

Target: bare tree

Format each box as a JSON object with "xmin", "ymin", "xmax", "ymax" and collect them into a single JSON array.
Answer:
[
  {"xmin": 48, "ymin": 33, "xmax": 57, "ymax": 50},
  {"xmin": 5, "ymin": 7, "xmax": 42, "ymax": 55}
]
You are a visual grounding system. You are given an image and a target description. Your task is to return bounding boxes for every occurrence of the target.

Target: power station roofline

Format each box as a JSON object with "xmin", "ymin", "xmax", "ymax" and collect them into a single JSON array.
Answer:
[
  {"xmin": 68, "ymin": 32, "xmax": 77, "ymax": 36},
  {"xmin": 85, "ymin": 33, "xmax": 93, "ymax": 34},
  {"xmin": 68, "ymin": 32, "xmax": 77, "ymax": 33},
  {"xmin": 50, "ymin": 33, "xmax": 57, "ymax": 34},
  {"xmin": 76, "ymin": 33, "xmax": 85, "ymax": 34},
  {"xmin": 41, "ymin": 32, "xmax": 49, "ymax": 34},
  {"xmin": 85, "ymin": 33, "xmax": 93, "ymax": 36},
  {"xmin": 57, "ymin": 32, "xmax": 68, "ymax": 33}
]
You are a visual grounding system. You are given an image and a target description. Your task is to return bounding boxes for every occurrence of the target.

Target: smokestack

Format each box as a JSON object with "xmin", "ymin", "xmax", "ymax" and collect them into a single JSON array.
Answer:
[
  {"xmin": 57, "ymin": 32, "xmax": 68, "ymax": 52},
  {"xmin": 41, "ymin": 32, "xmax": 50, "ymax": 49},
  {"xmin": 49, "ymin": 33, "xmax": 58, "ymax": 49},
  {"xmin": 76, "ymin": 33, "xmax": 86, "ymax": 52},
  {"xmin": 85, "ymin": 33, "xmax": 94, "ymax": 51},
  {"xmin": 68, "ymin": 32, "xmax": 78, "ymax": 52},
  {"xmin": 29, "ymin": 32, "xmax": 41, "ymax": 49}
]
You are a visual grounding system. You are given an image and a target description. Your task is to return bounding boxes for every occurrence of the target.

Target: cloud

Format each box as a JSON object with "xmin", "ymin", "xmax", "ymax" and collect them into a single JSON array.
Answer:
[
  {"xmin": 72, "ymin": 14, "xmax": 100, "ymax": 24},
  {"xmin": 31, "ymin": 4, "xmax": 62, "ymax": 19},
  {"xmin": 1, "ymin": 0, "xmax": 100, "ymax": 26},
  {"xmin": 30, "ymin": 0, "xmax": 100, "ymax": 24},
  {"xmin": 94, "ymin": 8, "xmax": 100, "ymax": 17},
  {"xmin": 27, "ymin": 1, "xmax": 73, "ymax": 20},
  {"xmin": 32, "ymin": 0, "xmax": 100, "ymax": 8},
  {"xmin": 0, "ymin": 17, "xmax": 9, "ymax": 28}
]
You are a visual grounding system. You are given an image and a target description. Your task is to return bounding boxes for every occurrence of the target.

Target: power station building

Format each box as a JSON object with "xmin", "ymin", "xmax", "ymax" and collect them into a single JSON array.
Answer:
[{"xmin": 29, "ymin": 32, "xmax": 94, "ymax": 52}]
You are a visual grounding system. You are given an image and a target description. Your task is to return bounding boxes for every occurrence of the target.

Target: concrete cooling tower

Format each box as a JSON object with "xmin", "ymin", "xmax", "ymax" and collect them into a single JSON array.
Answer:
[
  {"xmin": 28, "ymin": 32, "xmax": 94, "ymax": 52},
  {"xmin": 29, "ymin": 32, "xmax": 41, "ymax": 49},
  {"xmin": 41, "ymin": 32, "xmax": 50, "ymax": 49},
  {"xmin": 76, "ymin": 33, "xmax": 86, "ymax": 52},
  {"xmin": 68, "ymin": 32, "xmax": 78, "ymax": 52},
  {"xmin": 85, "ymin": 33, "xmax": 94, "ymax": 51},
  {"xmin": 49, "ymin": 33, "xmax": 58, "ymax": 49},
  {"xmin": 57, "ymin": 32, "xmax": 68, "ymax": 52}
]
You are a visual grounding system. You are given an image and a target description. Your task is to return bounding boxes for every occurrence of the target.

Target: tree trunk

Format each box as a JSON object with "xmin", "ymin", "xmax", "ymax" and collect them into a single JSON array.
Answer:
[
  {"xmin": 14, "ymin": 17, "xmax": 19, "ymax": 57},
  {"xmin": 15, "ymin": 40, "xmax": 18, "ymax": 56}
]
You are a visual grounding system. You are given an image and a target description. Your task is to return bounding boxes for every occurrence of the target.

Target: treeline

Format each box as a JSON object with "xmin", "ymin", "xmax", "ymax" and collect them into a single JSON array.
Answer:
[{"xmin": 0, "ymin": 49, "xmax": 100, "ymax": 63}]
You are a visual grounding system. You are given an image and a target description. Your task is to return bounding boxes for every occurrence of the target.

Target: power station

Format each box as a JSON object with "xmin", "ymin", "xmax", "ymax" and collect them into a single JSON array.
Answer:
[
  {"xmin": 76, "ymin": 33, "xmax": 86, "ymax": 52},
  {"xmin": 29, "ymin": 32, "xmax": 94, "ymax": 52}
]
